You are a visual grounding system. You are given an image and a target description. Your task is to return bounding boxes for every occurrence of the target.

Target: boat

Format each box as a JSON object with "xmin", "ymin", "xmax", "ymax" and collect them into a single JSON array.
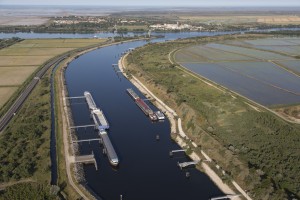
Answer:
[{"xmin": 155, "ymin": 111, "xmax": 165, "ymax": 120}]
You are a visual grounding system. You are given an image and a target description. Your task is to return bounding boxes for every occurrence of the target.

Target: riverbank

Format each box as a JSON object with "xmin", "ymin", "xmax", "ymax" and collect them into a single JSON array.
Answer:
[{"xmin": 119, "ymin": 53, "xmax": 245, "ymax": 199}]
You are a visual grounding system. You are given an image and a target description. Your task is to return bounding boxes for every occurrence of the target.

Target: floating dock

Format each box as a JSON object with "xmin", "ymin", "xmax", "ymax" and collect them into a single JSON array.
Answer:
[
  {"xmin": 99, "ymin": 130, "xmax": 119, "ymax": 166},
  {"xmin": 127, "ymin": 88, "xmax": 158, "ymax": 121}
]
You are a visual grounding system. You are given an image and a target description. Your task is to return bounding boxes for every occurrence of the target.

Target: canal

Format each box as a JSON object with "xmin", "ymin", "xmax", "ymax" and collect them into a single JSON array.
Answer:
[{"xmin": 65, "ymin": 36, "xmax": 225, "ymax": 200}]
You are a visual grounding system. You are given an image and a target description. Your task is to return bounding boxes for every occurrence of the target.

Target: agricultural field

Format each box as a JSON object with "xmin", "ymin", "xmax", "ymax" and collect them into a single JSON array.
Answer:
[
  {"xmin": 0, "ymin": 38, "xmax": 105, "ymax": 109},
  {"xmin": 178, "ymin": 15, "xmax": 300, "ymax": 25},
  {"xmin": 174, "ymin": 37, "xmax": 300, "ymax": 107}
]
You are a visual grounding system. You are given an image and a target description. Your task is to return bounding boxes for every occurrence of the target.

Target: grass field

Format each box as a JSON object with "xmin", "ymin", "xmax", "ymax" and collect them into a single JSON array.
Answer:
[
  {"xmin": 125, "ymin": 35, "xmax": 300, "ymax": 199},
  {"xmin": 0, "ymin": 67, "xmax": 38, "ymax": 85},
  {"xmin": 0, "ymin": 38, "xmax": 106, "ymax": 114},
  {"xmin": 0, "ymin": 87, "xmax": 18, "ymax": 107}
]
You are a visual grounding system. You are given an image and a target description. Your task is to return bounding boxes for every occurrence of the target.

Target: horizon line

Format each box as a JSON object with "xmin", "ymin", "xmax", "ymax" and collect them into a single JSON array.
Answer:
[{"xmin": 1, "ymin": 4, "xmax": 300, "ymax": 7}]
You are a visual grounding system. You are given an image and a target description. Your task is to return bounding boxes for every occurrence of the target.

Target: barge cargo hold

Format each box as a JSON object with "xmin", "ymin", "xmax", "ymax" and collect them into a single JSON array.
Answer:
[
  {"xmin": 84, "ymin": 91, "xmax": 97, "ymax": 110},
  {"xmin": 92, "ymin": 109, "xmax": 109, "ymax": 130},
  {"xmin": 126, "ymin": 88, "xmax": 139, "ymax": 100},
  {"xmin": 99, "ymin": 130, "xmax": 119, "ymax": 166}
]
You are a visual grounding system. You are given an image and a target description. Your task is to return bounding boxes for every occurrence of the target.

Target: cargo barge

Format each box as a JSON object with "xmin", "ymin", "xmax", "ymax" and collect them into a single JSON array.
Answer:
[
  {"xmin": 84, "ymin": 91, "xmax": 97, "ymax": 110},
  {"xmin": 84, "ymin": 91, "xmax": 118, "ymax": 166},
  {"xmin": 92, "ymin": 109, "xmax": 109, "ymax": 130},
  {"xmin": 99, "ymin": 130, "xmax": 119, "ymax": 166},
  {"xmin": 126, "ymin": 88, "xmax": 139, "ymax": 100},
  {"xmin": 127, "ymin": 88, "xmax": 159, "ymax": 121}
]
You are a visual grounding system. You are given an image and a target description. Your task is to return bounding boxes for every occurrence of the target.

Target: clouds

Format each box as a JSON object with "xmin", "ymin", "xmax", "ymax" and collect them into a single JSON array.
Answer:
[{"xmin": 1, "ymin": 0, "xmax": 300, "ymax": 6}]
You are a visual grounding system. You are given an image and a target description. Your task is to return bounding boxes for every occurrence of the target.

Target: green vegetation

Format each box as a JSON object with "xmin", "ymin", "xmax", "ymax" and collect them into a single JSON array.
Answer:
[
  {"xmin": 0, "ymin": 182, "xmax": 56, "ymax": 200},
  {"xmin": 0, "ymin": 38, "xmax": 22, "ymax": 49},
  {"xmin": 0, "ymin": 75, "xmax": 51, "ymax": 183},
  {"xmin": 125, "ymin": 35, "xmax": 300, "ymax": 199}
]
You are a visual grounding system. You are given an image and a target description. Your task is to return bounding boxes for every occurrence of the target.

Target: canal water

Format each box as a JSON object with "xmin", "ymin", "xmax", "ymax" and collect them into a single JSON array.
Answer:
[{"xmin": 65, "ymin": 38, "xmax": 224, "ymax": 199}]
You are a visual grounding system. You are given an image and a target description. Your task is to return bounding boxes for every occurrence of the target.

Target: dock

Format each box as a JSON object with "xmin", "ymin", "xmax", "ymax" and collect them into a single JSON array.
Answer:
[
  {"xmin": 74, "ymin": 153, "xmax": 98, "ymax": 170},
  {"xmin": 177, "ymin": 160, "xmax": 200, "ymax": 169},
  {"xmin": 169, "ymin": 149, "xmax": 185, "ymax": 156},
  {"xmin": 210, "ymin": 194, "xmax": 241, "ymax": 200}
]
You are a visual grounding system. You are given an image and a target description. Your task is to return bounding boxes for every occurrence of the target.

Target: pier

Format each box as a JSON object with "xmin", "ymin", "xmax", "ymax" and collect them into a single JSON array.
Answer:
[
  {"xmin": 74, "ymin": 153, "xmax": 98, "ymax": 170},
  {"xmin": 177, "ymin": 161, "xmax": 200, "ymax": 169},
  {"xmin": 169, "ymin": 149, "xmax": 185, "ymax": 156},
  {"xmin": 210, "ymin": 194, "xmax": 241, "ymax": 200},
  {"xmin": 72, "ymin": 138, "xmax": 102, "ymax": 143},
  {"xmin": 70, "ymin": 124, "xmax": 96, "ymax": 129}
]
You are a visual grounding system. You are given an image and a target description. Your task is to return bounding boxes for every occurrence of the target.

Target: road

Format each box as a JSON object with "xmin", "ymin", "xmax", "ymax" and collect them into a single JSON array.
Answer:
[
  {"xmin": 0, "ymin": 40, "xmax": 112, "ymax": 133},
  {"xmin": 0, "ymin": 55, "xmax": 67, "ymax": 132}
]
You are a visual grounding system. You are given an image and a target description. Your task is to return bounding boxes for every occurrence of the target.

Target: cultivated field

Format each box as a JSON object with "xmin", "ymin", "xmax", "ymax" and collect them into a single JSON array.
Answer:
[
  {"xmin": 0, "ymin": 87, "xmax": 18, "ymax": 107},
  {"xmin": 174, "ymin": 37, "xmax": 300, "ymax": 106},
  {"xmin": 179, "ymin": 15, "xmax": 300, "ymax": 25},
  {"xmin": 0, "ymin": 38, "xmax": 106, "ymax": 110}
]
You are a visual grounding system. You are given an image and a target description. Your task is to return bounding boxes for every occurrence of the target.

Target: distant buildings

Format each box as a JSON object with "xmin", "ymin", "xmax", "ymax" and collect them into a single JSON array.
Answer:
[{"xmin": 149, "ymin": 22, "xmax": 201, "ymax": 31}]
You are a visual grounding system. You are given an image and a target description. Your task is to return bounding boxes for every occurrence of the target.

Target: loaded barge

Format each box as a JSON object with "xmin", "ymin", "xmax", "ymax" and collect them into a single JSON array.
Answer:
[
  {"xmin": 84, "ymin": 91, "xmax": 119, "ymax": 166},
  {"xmin": 127, "ymin": 88, "xmax": 165, "ymax": 121}
]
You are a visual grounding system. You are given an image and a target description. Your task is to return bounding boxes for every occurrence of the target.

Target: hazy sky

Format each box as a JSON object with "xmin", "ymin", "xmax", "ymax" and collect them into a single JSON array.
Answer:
[{"xmin": 1, "ymin": 0, "xmax": 300, "ymax": 6}]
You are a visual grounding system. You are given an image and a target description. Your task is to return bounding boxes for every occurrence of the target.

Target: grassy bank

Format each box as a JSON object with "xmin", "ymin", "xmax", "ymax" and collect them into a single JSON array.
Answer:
[{"xmin": 125, "ymin": 34, "xmax": 300, "ymax": 199}]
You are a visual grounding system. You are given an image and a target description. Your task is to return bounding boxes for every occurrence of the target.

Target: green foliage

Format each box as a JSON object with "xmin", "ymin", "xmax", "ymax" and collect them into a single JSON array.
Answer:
[
  {"xmin": 0, "ymin": 183, "xmax": 55, "ymax": 200},
  {"xmin": 0, "ymin": 76, "xmax": 51, "ymax": 183}
]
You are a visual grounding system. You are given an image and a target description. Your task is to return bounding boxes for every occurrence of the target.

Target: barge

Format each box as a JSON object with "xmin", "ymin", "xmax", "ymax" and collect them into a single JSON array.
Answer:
[
  {"xmin": 92, "ymin": 109, "xmax": 109, "ymax": 130},
  {"xmin": 155, "ymin": 111, "xmax": 165, "ymax": 120},
  {"xmin": 99, "ymin": 130, "xmax": 119, "ymax": 166},
  {"xmin": 126, "ymin": 88, "xmax": 139, "ymax": 100},
  {"xmin": 84, "ymin": 91, "xmax": 118, "ymax": 166},
  {"xmin": 84, "ymin": 91, "xmax": 97, "ymax": 110},
  {"xmin": 127, "ymin": 88, "xmax": 158, "ymax": 121}
]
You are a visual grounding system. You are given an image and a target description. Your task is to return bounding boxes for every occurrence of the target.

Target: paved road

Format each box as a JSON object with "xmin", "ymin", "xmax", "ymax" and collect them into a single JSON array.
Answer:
[{"xmin": 0, "ymin": 55, "xmax": 67, "ymax": 132}]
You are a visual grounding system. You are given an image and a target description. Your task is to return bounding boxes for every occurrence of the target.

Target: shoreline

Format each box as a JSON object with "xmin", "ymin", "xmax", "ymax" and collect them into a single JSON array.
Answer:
[{"xmin": 119, "ymin": 53, "xmax": 247, "ymax": 199}]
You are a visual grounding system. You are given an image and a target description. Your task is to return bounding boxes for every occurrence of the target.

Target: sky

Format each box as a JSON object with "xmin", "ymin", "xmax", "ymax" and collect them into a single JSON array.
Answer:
[{"xmin": 1, "ymin": 0, "xmax": 300, "ymax": 7}]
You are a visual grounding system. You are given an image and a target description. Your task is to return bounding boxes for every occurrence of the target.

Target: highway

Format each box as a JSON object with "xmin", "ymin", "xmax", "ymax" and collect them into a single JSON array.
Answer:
[
  {"xmin": 0, "ymin": 55, "xmax": 67, "ymax": 132},
  {"xmin": 0, "ymin": 39, "xmax": 113, "ymax": 133}
]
